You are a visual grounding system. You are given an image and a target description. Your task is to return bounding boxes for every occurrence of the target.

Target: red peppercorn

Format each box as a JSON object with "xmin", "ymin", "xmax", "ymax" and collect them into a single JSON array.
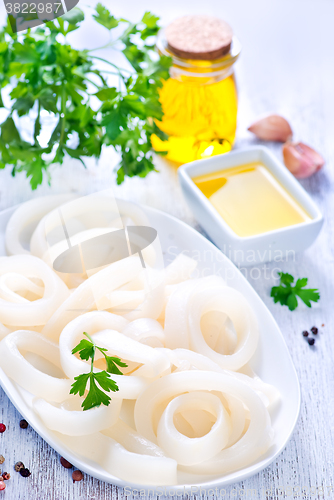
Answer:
[
  {"xmin": 0, "ymin": 424, "xmax": 6, "ymax": 433},
  {"xmin": 72, "ymin": 470, "xmax": 83, "ymax": 483},
  {"xmin": 0, "ymin": 481, "xmax": 5, "ymax": 491},
  {"xmin": 2, "ymin": 473, "xmax": 10, "ymax": 481},
  {"xmin": 60, "ymin": 457, "xmax": 73, "ymax": 469}
]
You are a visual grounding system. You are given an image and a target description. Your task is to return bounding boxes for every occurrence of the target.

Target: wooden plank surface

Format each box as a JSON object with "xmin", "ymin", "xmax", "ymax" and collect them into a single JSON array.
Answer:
[{"xmin": 1, "ymin": 0, "xmax": 334, "ymax": 498}]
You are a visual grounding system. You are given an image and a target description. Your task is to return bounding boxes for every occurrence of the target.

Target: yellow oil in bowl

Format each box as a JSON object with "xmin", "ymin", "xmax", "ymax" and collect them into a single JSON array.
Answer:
[{"xmin": 193, "ymin": 162, "xmax": 312, "ymax": 237}]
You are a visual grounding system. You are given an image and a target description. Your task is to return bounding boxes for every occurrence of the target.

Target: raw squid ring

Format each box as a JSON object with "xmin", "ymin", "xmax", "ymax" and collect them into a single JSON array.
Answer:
[
  {"xmin": 0, "ymin": 273, "xmax": 44, "ymax": 303},
  {"xmin": 164, "ymin": 275, "xmax": 227, "ymax": 350},
  {"xmin": 0, "ymin": 321, "xmax": 11, "ymax": 341},
  {"xmin": 135, "ymin": 370, "xmax": 273, "ymax": 475},
  {"xmin": 33, "ymin": 397, "xmax": 122, "ymax": 436},
  {"xmin": 164, "ymin": 253, "xmax": 198, "ymax": 285},
  {"xmin": 163, "ymin": 347, "xmax": 280, "ymax": 408},
  {"xmin": 157, "ymin": 391, "xmax": 231, "ymax": 465},
  {"xmin": 122, "ymin": 318, "xmax": 166, "ymax": 347},
  {"xmin": 0, "ymin": 330, "xmax": 71, "ymax": 402},
  {"xmin": 58, "ymin": 310, "xmax": 128, "ymax": 380},
  {"xmin": 28, "ymin": 195, "xmax": 165, "ymax": 322},
  {"xmin": 58, "ymin": 311, "xmax": 170, "ymax": 399},
  {"xmin": 0, "ymin": 255, "xmax": 69, "ymax": 326},
  {"xmin": 30, "ymin": 196, "xmax": 153, "ymax": 263},
  {"xmin": 42, "ymin": 255, "xmax": 143, "ymax": 341},
  {"xmin": 30, "ymin": 193, "xmax": 125, "ymax": 260},
  {"xmin": 188, "ymin": 286, "xmax": 259, "ymax": 370},
  {"xmin": 5, "ymin": 194, "xmax": 76, "ymax": 256},
  {"xmin": 55, "ymin": 431, "xmax": 178, "ymax": 485}
]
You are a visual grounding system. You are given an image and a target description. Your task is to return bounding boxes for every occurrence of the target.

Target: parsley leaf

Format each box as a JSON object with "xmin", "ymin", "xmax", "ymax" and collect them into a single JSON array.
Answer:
[
  {"xmin": 271, "ymin": 272, "xmax": 320, "ymax": 311},
  {"xmin": 93, "ymin": 4, "xmax": 120, "ymax": 30},
  {"xmin": 70, "ymin": 372, "xmax": 90, "ymax": 398},
  {"xmin": 61, "ymin": 7, "xmax": 85, "ymax": 25},
  {"xmin": 72, "ymin": 339, "xmax": 95, "ymax": 361},
  {"xmin": 70, "ymin": 332, "xmax": 127, "ymax": 411},
  {"xmin": 79, "ymin": 374, "xmax": 113, "ymax": 411},
  {"xmin": 105, "ymin": 355, "xmax": 128, "ymax": 375}
]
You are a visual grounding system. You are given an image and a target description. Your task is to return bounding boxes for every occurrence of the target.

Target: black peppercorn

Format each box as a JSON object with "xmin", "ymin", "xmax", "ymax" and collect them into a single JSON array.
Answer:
[
  {"xmin": 19, "ymin": 468, "xmax": 31, "ymax": 478},
  {"xmin": 308, "ymin": 338, "xmax": 315, "ymax": 346},
  {"xmin": 302, "ymin": 330, "xmax": 309, "ymax": 337},
  {"xmin": 19, "ymin": 419, "xmax": 28, "ymax": 429},
  {"xmin": 310, "ymin": 327, "xmax": 318, "ymax": 335}
]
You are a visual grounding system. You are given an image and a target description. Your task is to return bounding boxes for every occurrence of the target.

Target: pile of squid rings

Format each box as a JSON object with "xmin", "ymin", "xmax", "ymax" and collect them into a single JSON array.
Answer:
[{"xmin": 0, "ymin": 194, "xmax": 279, "ymax": 486}]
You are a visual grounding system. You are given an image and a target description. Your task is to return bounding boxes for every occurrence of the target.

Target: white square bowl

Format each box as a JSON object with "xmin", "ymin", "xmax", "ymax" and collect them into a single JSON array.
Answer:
[{"xmin": 178, "ymin": 146, "xmax": 323, "ymax": 265}]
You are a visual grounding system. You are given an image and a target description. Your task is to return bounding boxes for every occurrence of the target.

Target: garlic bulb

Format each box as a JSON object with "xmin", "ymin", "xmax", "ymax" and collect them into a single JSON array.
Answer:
[
  {"xmin": 282, "ymin": 142, "xmax": 325, "ymax": 179},
  {"xmin": 248, "ymin": 115, "xmax": 292, "ymax": 142}
]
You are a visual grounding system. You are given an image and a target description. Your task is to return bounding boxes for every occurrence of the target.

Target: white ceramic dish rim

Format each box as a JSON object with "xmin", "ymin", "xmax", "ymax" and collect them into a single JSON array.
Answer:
[
  {"xmin": 0, "ymin": 201, "xmax": 301, "ymax": 492},
  {"xmin": 178, "ymin": 146, "xmax": 323, "ymax": 242}
]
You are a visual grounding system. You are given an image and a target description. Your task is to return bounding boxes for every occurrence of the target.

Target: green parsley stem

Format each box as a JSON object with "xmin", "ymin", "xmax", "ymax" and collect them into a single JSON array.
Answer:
[
  {"xmin": 88, "ymin": 24, "xmax": 135, "ymax": 52},
  {"xmin": 83, "ymin": 331, "xmax": 106, "ymax": 365},
  {"xmin": 88, "ymin": 41, "xmax": 114, "ymax": 53},
  {"xmin": 82, "ymin": 332, "xmax": 96, "ymax": 374},
  {"xmin": 89, "ymin": 55, "xmax": 134, "ymax": 75},
  {"xmin": 83, "ymin": 331, "xmax": 95, "ymax": 345},
  {"xmin": 98, "ymin": 69, "xmax": 126, "ymax": 76},
  {"xmin": 59, "ymin": 84, "xmax": 66, "ymax": 146},
  {"xmin": 81, "ymin": 75, "xmax": 101, "ymax": 89},
  {"xmin": 34, "ymin": 101, "xmax": 41, "ymax": 145}
]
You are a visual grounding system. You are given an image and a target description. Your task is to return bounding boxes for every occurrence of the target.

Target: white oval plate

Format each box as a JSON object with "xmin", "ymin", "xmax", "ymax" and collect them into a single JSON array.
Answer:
[{"xmin": 0, "ymin": 203, "xmax": 300, "ymax": 492}]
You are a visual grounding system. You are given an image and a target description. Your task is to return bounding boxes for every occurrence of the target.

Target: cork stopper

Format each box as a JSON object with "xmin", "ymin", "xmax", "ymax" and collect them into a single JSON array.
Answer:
[{"xmin": 165, "ymin": 15, "xmax": 233, "ymax": 61}]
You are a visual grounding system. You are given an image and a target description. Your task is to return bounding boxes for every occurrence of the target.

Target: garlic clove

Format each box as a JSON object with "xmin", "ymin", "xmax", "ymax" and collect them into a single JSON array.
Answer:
[
  {"xmin": 282, "ymin": 142, "xmax": 325, "ymax": 179},
  {"xmin": 248, "ymin": 115, "xmax": 293, "ymax": 142}
]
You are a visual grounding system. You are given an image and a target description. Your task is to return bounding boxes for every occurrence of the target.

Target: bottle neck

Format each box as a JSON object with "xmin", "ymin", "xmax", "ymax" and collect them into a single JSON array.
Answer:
[
  {"xmin": 156, "ymin": 29, "xmax": 241, "ymax": 84},
  {"xmin": 169, "ymin": 64, "xmax": 235, "ymax": 84}
]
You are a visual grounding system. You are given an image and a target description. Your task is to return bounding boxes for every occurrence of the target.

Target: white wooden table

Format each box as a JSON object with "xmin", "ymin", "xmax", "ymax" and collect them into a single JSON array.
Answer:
[{"xmin": 1, "ymin": 0, "xmax": 334, "ymax": 498}]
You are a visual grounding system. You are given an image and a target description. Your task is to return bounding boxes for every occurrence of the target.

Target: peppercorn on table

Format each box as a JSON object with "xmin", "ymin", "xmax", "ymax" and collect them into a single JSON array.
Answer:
[{"xmin": 0, "ymin": 0, "xmax": 334, "ymax": 498}]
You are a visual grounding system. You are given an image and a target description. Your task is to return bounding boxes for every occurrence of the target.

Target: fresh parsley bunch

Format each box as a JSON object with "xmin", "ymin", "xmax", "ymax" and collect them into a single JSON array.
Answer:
[
  {"xmin": 271, "ymin": 272, "xmax": 320, "ymax": 311},
  {"xmin": 70, "ymin": 332, "xmax": 128, "ymax": 411},
  {"xmin": 0, "ymin": 5, "xmax": 171, "ymax": 189}
]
